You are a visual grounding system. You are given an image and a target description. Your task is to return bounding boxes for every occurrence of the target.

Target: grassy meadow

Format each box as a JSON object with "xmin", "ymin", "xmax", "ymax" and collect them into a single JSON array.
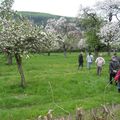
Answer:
[{"xmin": 0, "ymin": 52, "xmax": 120, "ymax": 120}]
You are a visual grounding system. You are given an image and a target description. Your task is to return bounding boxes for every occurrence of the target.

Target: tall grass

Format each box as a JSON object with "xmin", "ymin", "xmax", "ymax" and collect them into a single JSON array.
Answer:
[{"xmin": 0, "ymin": 52, "xmax": 119, "ymax": 120}]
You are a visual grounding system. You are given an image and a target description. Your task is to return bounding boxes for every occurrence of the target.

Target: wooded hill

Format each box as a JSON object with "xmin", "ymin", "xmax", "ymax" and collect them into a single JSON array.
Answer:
[{"xmin": 18, "ymin": 11, "xmax": 75, "ymax": 26}]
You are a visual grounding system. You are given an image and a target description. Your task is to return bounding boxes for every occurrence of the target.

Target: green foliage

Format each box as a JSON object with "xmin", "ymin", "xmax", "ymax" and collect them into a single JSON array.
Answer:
[
  {"xmin": 79, "ymin": 11, "xmax": 103, "ymax": 51},
  {"xmin": 85, "ymin": 29, "xmax": 101, "ymax": 51},
  {"xmin": 0, "ymin": 53, "xmax": 120, "ymax": 119}
]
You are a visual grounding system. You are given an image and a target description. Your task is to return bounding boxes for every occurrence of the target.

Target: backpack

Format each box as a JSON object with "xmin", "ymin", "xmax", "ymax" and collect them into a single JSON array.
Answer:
[{"xmin": 97, "ymin": 58, "xmax": 104, "ymax": 66}]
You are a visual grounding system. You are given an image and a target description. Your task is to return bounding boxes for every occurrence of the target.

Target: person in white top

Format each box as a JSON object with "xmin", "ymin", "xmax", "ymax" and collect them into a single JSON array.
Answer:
[
  {"xmin": 95, "ymin": 54, "xmax": 105, "ymax": 76},
  {"xmin": 86, "ymin": 52, "xmax": 94, "ymax": 69}
]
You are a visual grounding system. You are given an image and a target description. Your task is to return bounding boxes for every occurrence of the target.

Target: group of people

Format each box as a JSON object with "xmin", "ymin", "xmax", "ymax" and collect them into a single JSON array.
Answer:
[
  {"xmin": 78, "ymin": 52, "xmax": 104, "ymax": 72},
  {"xmin": 78, "ymin": 52, "xmax": 93, "ymax": 70},
  {"xmin": 78, "ymin": 52, "xmax": 120, "ymax": 93}
]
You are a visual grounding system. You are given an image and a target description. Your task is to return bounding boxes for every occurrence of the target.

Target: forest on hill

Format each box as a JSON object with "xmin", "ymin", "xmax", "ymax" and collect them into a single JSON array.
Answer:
[{"xmin": 18, "ymin": 11, "xmax": 75, "ymax": 26}]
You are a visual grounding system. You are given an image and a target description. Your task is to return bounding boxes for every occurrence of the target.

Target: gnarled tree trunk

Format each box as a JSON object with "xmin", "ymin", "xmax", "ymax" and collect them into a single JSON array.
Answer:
[
  {"xmin": 94, "ymin": 46, "xmax": 99, "ymax": 59},
  {"xmin": 63, "ymin": 44, "xmax": 67, "ymax": 58},
  {"xmin": 107, "ymin": 42, "xmax": 111, "ymax": 56},
  {"xmin": 7, "ymin": 52, "xmax": 12, "ymax": 65},
  {"xmin": 15, "ymin": 53, "xmax": 26, "ymax": 88},
  {"xmin": 48, "ymin": 52, "xmax": 51, "ymax": 56}
]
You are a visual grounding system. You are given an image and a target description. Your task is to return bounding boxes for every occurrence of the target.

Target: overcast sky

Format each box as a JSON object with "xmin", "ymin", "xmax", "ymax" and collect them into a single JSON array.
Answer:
[{"xmin": 12, "ymin": 0, "xmax": 100, "ymax": 17}]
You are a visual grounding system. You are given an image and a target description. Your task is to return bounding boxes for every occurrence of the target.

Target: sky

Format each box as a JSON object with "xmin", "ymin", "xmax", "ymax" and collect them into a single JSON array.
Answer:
[{"xmin": 12, "ymin": 0, "xmax": 100, "ymax": 17}]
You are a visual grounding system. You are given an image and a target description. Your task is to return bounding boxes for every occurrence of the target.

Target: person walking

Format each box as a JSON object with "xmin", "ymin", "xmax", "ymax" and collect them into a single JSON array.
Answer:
[
  {"xmin": 86, "ymin": 52, "xmax": 93, "ymax": 69},
  {"xmin": 109, "ymin": 56, "xmax": 120, "ymax": 84},
  {"xmin": 95, "ymin": 54, "xmax": 105, "ymax": 76},
  {"xmin": 114, "ymin": 70, "xmax": 120, "ymax": 93},
  {"xmin": 78, "ymin": 53, "xmax": 84, "ymax": 70}
]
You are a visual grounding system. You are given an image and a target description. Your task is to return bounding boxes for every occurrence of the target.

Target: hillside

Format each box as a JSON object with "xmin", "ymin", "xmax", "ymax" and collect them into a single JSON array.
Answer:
[{"xmin": 18, "ymin": 11, "xmax": 74, "ymax": 26}]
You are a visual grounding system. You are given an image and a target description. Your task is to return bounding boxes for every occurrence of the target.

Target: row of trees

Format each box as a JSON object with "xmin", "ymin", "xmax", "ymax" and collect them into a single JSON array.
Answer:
[
  {"xmin": 0, "ymin": 0, "xmax": 60, "ymax": 87},
  {"xmin": 77, "ymin": 0, "xmax": 120, "ymax": 56},
  {"xmin": 45, "ymin": 17, "xmax": 82, "ymax": 57},
  {"xmin": 1, "ymin": 0, "xmax": 120, "ymax": 87},
  {"xmin": 0, "ymin": 0, "xmax": 82, "ymax": 87}
]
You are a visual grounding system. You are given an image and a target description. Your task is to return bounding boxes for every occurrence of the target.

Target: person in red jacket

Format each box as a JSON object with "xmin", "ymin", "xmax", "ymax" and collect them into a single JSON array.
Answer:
[{"xmin": 114, "ymin": 70, "xmax": 120, "ymax": 93}]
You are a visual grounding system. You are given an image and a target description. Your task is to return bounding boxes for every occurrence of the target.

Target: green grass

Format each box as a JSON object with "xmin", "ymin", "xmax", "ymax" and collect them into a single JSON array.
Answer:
[{"xmin": 0, "ymin": 52, "xmax": 120, "ymax": 120}]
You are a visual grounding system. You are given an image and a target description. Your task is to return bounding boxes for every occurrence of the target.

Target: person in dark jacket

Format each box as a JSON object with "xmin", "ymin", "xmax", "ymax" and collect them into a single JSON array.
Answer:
[
  {"xmin": 78, "ymin": 53, "xmax": 84, "ymax": 70},
  {"xmin": 109, "ymin": 57, "xmax": 120, "ymax": 84}
]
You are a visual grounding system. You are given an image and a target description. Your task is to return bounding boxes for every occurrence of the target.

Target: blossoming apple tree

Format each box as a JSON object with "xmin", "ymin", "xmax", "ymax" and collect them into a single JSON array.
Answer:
[
  {"xmin": 98, "ymin": 22, "xmax": 120, "ymax": 53},
  {"xmin": 0, "ymin": 0, "xmax": 56, "ymax": 87},
  {"xmin": 45, "ymin": 17, "xmax": 82, "ymax": 57}
]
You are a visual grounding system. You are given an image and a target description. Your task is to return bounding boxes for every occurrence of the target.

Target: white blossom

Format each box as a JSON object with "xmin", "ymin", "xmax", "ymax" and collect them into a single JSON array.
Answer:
[
  {"xmin": 98, "ymin": 22, "xmax": 120, "ymax": 45},
  {"xmin": 95, "ymin": 0, "xmax": 120, "ymax": 21}
]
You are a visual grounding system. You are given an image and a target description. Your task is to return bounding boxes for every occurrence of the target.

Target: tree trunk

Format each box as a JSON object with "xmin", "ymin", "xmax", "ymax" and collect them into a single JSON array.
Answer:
[
  {"xmin": 107, "ymin": 42, "xmax": 111, "ymax": 56},
  {"xmin": 48, "ymin": 52, "xmax": 51, "ymax": 56},
  {"xmin": 94, "ymin": 48, "xmax": 99, "ymax": 59},
  {"xmin": 109, "ymin": 12, "xmax": 112, "ymax": 22},
  {"xmin": 15, "ymin": 54, "xmax": 26, "ymax": 88},
  {"xmin": 108, "ymin": 12, "xmax": 112, "ymax": 56},
  {"xmin": 7, "ymin": 52, "xmax": 12, "ymax": 65},
  {"xmin": 63, "ymin": 49, "xmax": 67, "ymax": 58},
  {"xmin": 69, "ymin": 47, "xmax": 73, "ymax": 54},
  {"xmin": 63, "ymin": 44, "xmax": 67, "ymax": 58}
]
